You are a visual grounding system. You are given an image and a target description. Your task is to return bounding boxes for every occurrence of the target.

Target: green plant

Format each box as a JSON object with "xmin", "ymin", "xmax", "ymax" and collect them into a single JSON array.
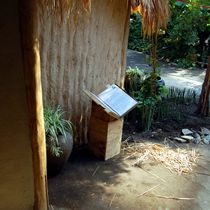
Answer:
[
  {"xmin": 44, "ymin": 105, "xmax": 73, "ymax": 157},
  {"xmin": 125, "ymin": 68, "xmax": 167, "ymax": 131},
  {"xmin": 125, "ymin": 67, "xmax": 147, "ymax": 95},
  {"xmin": 125, "ymin": 67, "xmax": 198, "ymax": 131},
  {"xmin": 128, "ymin": 13, "xmax": 150, "ymax": 52},
  {"xmin": 155, "ymin": 87, "xmax": 197, "ymax": 121}
]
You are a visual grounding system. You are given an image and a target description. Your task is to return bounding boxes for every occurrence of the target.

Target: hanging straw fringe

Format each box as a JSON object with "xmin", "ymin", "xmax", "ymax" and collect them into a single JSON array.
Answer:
[
  {"xmin": 38, "ymin": 0, "xmax": 91, "ymax": 22},
  {"xmin": 131, "ymin": 0, "xmax": 170, "ymax": 37}
]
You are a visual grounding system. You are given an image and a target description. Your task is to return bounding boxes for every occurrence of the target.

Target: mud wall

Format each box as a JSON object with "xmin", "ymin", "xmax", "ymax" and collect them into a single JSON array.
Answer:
[
  {"xmin": 0, "ymin": 0, "xmax": 34, "ymax": 209},
  {"xmin": 40, "ymin": 0, "xmax": 130, "ymax": 144}
]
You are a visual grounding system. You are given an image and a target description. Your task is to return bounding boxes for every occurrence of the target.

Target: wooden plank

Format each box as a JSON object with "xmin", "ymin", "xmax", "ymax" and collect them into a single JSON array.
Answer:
[
  {"xmin": 19, "ymin": 0, "xmax": 48, "ymax": 209},
  {"xmin": 105, "ymin": 119, "xmax": 123, "ymax": 160},
  {"xmin": 88, "ymin": 115, "xmax": 108, "ymax": 159},
  {"xmin": 91, "ymin": 102, "xmax": 116, "ymax": 122}
]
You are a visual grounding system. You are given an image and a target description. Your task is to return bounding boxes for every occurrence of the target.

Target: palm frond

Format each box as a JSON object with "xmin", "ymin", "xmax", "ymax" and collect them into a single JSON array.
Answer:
[
  {"xmin": 140, "ymin": 0, "xmax": 170, "ymax": 37},
  {"xmin": 131, "ymin": 0, "xmax": 170, "ymax": 37}
]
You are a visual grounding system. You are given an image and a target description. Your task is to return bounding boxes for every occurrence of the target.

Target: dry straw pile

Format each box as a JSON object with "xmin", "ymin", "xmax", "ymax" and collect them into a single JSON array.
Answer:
[{"xmin": 122, "ymin": 140, "xmax": 199, "ymax": 174}]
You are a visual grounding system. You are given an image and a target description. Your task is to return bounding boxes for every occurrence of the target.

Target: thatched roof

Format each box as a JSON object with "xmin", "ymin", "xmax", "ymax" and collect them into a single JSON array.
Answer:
[
  {"xmin": 38, "ymin": 0, "xmax": 91, "ymax": 22},
  {"xmin": 38, "ymin": 0, "xmax": 169, "ymax": 36}
]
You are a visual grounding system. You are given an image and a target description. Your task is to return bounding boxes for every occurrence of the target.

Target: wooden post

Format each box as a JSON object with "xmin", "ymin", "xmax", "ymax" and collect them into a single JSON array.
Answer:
[{"xmin": 19, "ymin": 1, "xmax": 48, "ymax": 209}]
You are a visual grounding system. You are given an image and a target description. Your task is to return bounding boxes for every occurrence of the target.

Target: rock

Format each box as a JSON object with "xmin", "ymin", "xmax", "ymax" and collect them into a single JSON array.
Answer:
[
  {"xmin": 205, "ymin": 135, "xmax": 210, "ymax": 141},
  {"xmin": 203, "ymin": 138, "xmax": 210, "ymax": 145},
  {"xmin": 181, "ymin": 135, "xmax": 194, "ymax": 141},
  {"xmin": 157, "ymin": 129, "xmax": 162, "ymax": 133},
  {"xmin": 182, "ymin": 129, "xmax": 193, "ymax": 135},
  {"xmin": 201, "ymin": 127, "xmax": 210, "ymax": 136},
  {"xmin": 174, "ymin": 137, "xmax": 188, "ymax": 143},
  {"xmin": 192, "ymin": 133, "xmax": 201, "ymax": 144}
]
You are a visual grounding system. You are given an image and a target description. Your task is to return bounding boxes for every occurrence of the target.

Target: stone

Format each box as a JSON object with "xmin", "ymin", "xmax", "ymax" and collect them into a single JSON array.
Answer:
[
  {"xmin": 182, "ymin": 129, "xmax": 193, "ymax": 135},
  {"xmin": 201, "ymin": 127, "xmax": 210, "ymax": 136},
  {"xmin": 192, "ymin": 133, "xmax": 201, "ymax": 144},
  {"xmin": 203, "ymin": 138, "xmax": 210, "ymax": 145},
  {"xmin": 205, "ymin": 135, "xmax": 210, "ymax": 141},
  {"xmin": 181, "ymin": 135, "xmax": 194, "ymax": 141},
  {"xmin": 174, "ymin": 137, "xmax": 187, "ymax": 143}
]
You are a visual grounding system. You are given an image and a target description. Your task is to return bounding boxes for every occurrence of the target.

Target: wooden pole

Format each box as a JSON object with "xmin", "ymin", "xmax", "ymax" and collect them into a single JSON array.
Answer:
[{"xmin": 19, "ymin": 1, "xmax": 48, "ymax": 209}]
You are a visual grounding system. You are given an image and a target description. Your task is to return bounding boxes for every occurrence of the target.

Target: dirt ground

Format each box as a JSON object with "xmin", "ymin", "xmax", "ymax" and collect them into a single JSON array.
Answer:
[
  {"xmin": 49, "ymin": 121, "xmax": 210, "ymax": 210},
  {"xmin": 48, "ymin": 51, "xmax": 209, "ymax": 210}
]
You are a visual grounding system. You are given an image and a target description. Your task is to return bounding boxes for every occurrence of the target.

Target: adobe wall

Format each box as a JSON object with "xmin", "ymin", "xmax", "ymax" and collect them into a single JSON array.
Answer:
[
  {"xmin": 0, "ymin": 0, "xmax": 34, "ymax": 209},
  {"xmin": 40, "ymin": 0, "xmax": 130, "ymax": 144}
]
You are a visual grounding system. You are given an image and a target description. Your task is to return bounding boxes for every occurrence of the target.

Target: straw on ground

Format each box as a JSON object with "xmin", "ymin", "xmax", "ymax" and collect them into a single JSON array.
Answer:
[{"xmin": 122, "ymin": 140, "xmax": 199, "ymax": 174}]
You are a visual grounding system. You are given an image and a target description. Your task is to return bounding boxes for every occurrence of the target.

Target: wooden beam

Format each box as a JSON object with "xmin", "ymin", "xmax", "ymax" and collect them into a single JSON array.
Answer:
[{"xmin": 19, "ymin": 0, "xmax": 48, "ymax": 209}]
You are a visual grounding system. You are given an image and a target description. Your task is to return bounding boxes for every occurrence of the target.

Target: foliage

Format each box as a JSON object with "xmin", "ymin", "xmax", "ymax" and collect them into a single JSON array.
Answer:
[
  {"xmin": 125, "ymin": 66, "xmax": 147, "ymax": 94},
  {"xmin": 128, "ymin": 1, "xmax": 210, "ymax": 68},
  {"xmin": 125, "ymin": 67, "xmax": 167, "ymax": 131},
  {"xmin": 44, "ymin": 105, "xmax": 73, "ymax": 157},
  {"xmin": 128, "ymin": 14, "xmax": 150, "ymax": 52},
  {"xmin": 125, "ymin": 67, "xmax": 197, "ymax": 131},
  {"xmin": 156, "ymin": 87, "xmax": 197, "ymax": 121}
]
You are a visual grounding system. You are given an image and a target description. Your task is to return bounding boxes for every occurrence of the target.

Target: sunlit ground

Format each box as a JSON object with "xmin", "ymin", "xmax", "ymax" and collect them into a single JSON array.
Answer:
[{"xmin": 48, "ymin": 143, "xmax": 210, "ymax": 210}]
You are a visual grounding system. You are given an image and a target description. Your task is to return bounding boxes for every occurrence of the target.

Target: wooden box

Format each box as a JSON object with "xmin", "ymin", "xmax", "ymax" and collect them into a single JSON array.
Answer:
[
  {"xmin": 84, "ymin": 84, "xmax": 137, "ymax": 160},
  {"xmin": 88, "ymin": 102, "xmax": 123, "ymax": 160}
]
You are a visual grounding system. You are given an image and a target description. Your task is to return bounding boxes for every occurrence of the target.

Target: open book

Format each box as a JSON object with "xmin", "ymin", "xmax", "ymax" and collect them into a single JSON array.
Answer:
[{"xmin": 83, "ymin": 84, "xmax": 138, "ymax": 119}]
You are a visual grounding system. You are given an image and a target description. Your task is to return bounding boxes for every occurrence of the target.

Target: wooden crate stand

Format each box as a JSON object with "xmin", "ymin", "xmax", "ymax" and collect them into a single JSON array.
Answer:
[{"xmin": 88, "ymin": 102, "xmax": 123, "ymax": 160}]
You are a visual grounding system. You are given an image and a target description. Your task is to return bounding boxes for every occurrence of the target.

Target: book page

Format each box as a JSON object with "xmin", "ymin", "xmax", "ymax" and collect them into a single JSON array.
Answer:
[
  {"xmin": 83, "ymin": 89, "xmax": 120, "ymax": 118},
  {"xmin": 98, "ymin": 84, "xmax": 138, "ymax": 117}
]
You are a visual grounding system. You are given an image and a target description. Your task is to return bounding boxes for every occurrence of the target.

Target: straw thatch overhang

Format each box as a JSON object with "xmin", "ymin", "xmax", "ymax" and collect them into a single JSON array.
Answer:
[{"xmin": 35, "ymin": 0, "xmax": 170, "ymax": 36}]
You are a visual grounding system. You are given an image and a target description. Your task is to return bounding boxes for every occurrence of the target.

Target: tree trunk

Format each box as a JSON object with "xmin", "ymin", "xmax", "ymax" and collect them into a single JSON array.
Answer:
[{"xmin": 195, "ymin": 56, "xmax": 210, "ymax": 116}]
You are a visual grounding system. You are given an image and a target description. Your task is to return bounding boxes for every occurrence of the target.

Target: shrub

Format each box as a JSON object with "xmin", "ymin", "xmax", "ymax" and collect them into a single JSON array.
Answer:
[
  {"xmin": 128, "ymin": 2, "xmax": 210, "ymax": 68},
  {"xmin": 125, "ymin": 67, "xmax": 198, "ymax": 131}
]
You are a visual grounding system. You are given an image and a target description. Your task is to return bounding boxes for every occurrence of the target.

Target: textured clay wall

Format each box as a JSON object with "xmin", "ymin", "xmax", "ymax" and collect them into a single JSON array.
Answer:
[
  {"xmin": 40, "ymin": 0, "xmax": 130, "ymax": 144},
  {"xmin": 0, "ymin": 0, "xmax": 34, "ymax": 209}
]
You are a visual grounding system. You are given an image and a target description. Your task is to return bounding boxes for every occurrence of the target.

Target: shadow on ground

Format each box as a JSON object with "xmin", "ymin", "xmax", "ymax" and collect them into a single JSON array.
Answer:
[
  {"xmin": 48, "ymin": 142, "xmax": 210, "ymax": 210},
  {"xmin": 48, "ymin": 148, "xmax": 130, "ymax": 210}
]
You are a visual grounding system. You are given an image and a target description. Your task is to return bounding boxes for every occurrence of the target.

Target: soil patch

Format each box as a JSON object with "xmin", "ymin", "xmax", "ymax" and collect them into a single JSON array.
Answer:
[{"xmin": 49, "ymin": 113, "xmax": 210, "ymax": 210}]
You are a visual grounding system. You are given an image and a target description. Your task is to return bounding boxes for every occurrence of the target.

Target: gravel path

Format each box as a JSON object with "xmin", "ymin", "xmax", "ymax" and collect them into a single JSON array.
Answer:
[{"xmin": 126, "ymin": 49, "xmax": 206, "ymax": 93}]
